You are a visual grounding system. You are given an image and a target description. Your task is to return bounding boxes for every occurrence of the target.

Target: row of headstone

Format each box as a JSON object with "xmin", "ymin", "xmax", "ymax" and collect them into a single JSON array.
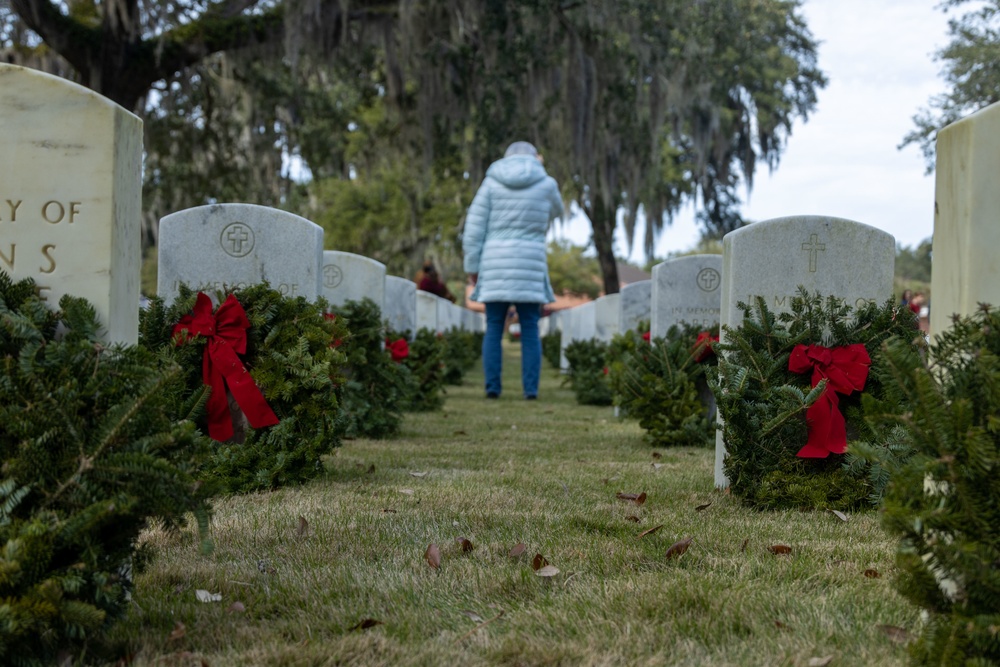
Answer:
[
  {"xmin": 7, "ymin": 61, "xmax": 1000, "ymax": 488},
  {"xmin": 0, "ymin": 60, "xmax": 485, "ymax": 345}
]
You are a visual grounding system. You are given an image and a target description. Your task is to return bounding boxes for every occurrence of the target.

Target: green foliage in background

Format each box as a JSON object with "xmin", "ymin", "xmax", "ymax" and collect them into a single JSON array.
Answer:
[
  {"xmin": 139, "ymin": 283, "xmax": 347, "ymax": 493},
  {"xmin": 0, "ymin": 272, "xmax": 212, "ymax": 665},
  {"xmin": 609, "ymin": 323, "xmax": 718, "ymax": 448},
  {"xmin": 564, "ymin": 338, "xmax": 613, "ymax": 406},
  {"xmin": 713, "ymin": 290, "xmax": 920, "ymax": 510},
  {"xmin": 546, "ymin": 241, "xmax": 601, "ymax": 298},
  {"xmin": 331, "ymin": 298, "xmax": 409, "ymax": 440},
  {"xmin": 874, "ymin": 305, "xmax": 1000, "ymax": 666}
]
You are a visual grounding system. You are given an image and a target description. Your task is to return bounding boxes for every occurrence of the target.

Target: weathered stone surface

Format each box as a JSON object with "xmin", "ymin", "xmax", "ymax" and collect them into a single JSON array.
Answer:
[
  {"xmin": 321, "ymin": 251, "xmax": 385, "ymax": 313},
  {"xmin": 158, "ymin": 204, "xmax": 324, "ymax": 306},
  {"xmin": 714, "ymin": 215, "xmax": 895, "ymax": 487},
  {"xmin": 594, "ymin": 294, "xmax": 621, "ymax": 342},
  {"xmin": 0, "ymin": 64, "xmax": 142, "ymax": 343},
  {"xmin": 931, "ymin": 101, "xmax": 1000, "ymax": 335},
  {"xmin": 416, "ymin": 290, "xmax": 438, "ymax": 332},
  {"xmin": 560, "ymin": 301, "xmax": 596, "ymax": 371},
  {"xmin": 650, "ymin": 255, "xmax": 722, "ymax": 338},
  {"xmin": 619, "ymin": 280, "xmax": 651, "ymax": 333},
  {"xmin": 385, "ymin": 276, "xmax": 417, "ymax": 336}
]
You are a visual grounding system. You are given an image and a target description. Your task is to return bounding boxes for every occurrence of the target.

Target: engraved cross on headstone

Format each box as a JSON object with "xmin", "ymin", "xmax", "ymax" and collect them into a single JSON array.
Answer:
[
  {"xmin": 226, "ymin": 225, "xmax": 250, "ymax": 256},
  {"xmin": 801, "ymin": 233, "xmax": 826, "ymax": 273}
]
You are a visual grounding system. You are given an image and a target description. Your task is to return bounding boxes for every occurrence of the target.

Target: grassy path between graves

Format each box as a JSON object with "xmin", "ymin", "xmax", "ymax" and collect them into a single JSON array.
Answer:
[{"xmin": 112, "ymin": 341, "xmax": 917, "ymax": 667}]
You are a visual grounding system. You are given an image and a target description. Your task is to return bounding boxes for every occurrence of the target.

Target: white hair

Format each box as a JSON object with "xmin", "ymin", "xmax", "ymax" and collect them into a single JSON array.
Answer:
[{"xmin": 504, "ymin": 141, "xmax": 538, "ymax": 157}]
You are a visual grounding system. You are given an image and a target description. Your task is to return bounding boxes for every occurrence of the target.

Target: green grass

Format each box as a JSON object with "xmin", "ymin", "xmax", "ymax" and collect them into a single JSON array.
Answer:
[{"xmin": 109, "ymin": 340, "xmax": 917, "ymax": 666}]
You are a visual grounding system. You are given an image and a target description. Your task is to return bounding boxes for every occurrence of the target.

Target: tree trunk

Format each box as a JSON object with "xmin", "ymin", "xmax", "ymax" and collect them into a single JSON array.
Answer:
[{"xmin": 587, "ymin": 196, "xmax": 620, "ymax": 295}]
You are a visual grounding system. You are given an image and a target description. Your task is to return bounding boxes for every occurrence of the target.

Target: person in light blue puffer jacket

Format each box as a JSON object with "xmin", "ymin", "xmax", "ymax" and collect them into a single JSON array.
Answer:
[{"xmin": 464, "ymin": 141, "xmax": 564, "ymax": 399}]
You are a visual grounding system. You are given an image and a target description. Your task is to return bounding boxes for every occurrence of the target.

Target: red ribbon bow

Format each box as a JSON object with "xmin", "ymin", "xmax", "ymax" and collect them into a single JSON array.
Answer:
[
  {"xmin": 692, "ymin": 331, "xmax": 719, "ymax": 362},
  {"xmin": 386, "ymin": 337, "xmax": 409, "ymax": 362},
  {"xmin": 172, "ymin": 293, "xmax": 280, "ymax": 442},
  {"xmin": 641, "ymin": 331, "xmax": 651, "ymax": 342},
  {"xmin": 788, "ymin": 343, "xmax": 871, "ymax": 458}
]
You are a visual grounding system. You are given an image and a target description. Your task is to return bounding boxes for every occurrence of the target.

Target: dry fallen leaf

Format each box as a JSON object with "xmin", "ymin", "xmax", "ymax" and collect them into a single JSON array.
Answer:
[
  {"xmin": 652, "ymin": 452, "xmax": 662, "ymax": 459},
  {"xmin": 453, "ymin": 430, "xmax": 467, "ymax": 436},
  {"xmin": 296, "ymin": 515, "xmax": 309, "ymax": 537},
  {"xmin": 634, "ymin": 492, "xmax": 647, "ymax": 506},
  {"xmin": 694, "ymin": 502, "xmax": 712, "ymax": 512},
  {"xmin": 740, "ymin": 538, "xmax": 749, "ymax": 553},
  {"xmin": 532, "ymin": 553, "xmax": 549, "ymax": 571},
  {"xmin": 535, "ymin": 565, "xmax": 560, "ymax": 577},
  {"xmin": 638, "ymin": 524, "xmax": 663, "ymax": 538},
  {"xmin": 349, "ymin": 618, "xmax": 384, "ymax": 631},
  {"xmin": 195, "ymin": 589, "xmax": 222, "ymax": 603},
  {"xmin": 367, "ymin": 464, "xmax": 376, "ymax": 474},
  {"xmin": 168, "ymin": 622, "xmax": 186, "ymax": 642},
  {"xmin": 829, "ymin": 509, "xmax": 849, "ymax": 522},
  {"xmin": 652, "ymin": 463, "xmax": 665, "ymax": 469},
  {"xmin": 425, "ymin": 543, "xmax": 441, "ymax": 570},
  {"xmin": 509, "ymin": 542, "xmax": 527, "ymax": 558},
  {"xmin": 227, "ymin": 601, "xmax": 246, "ymax": 613},
  {"xmin": 665, "ymin": 537, "xmax": 693, "ymax": 560},
  {"xmin": 410, "ymin": 471, "xmax": 428, "ymax": 478},
  {"xmin": 877, "ymin": 624, "xmax": 913, "ymax": 644},
  {"xmin": 616, "ymin": 492, "xmax": 641, "ymax": 501},
  {"xmin": 456, "ymin": 537, "xmax": 474, "ymax": 553},
  {"xmin": 864, "ymin": 568, "xmax": 881, "ymax": 579},
  {"xmin": 768, "ymin": 544, "xmax": 793, "ymax": 555},
  {"xmin": 774, "ymin": 620, "xmax": 790, "ymax": 630},
  {"xmin": 625, "ymin": 515, "xmax": 641, "ymax": 523},
  {"xmin": 382, "ymin": 508, "xmax": 396, "ymax": 513},
  {"xmin": 808, "ymin": 656, "xmax": 834, "ymax": 667},
  {"xmin": 461, "ymin": 610, "xmax": 484, "ymax": 623}
]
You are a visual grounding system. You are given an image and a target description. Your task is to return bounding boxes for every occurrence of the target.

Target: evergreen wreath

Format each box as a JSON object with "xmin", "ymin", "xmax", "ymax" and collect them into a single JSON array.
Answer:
[
  {"xmin": 390, "ymin": 327, "xmax": 448, "ymax": 412},
  {"xmin": 609, "ymin": 322, "xmax": 719, "ymax": 448},
  {"xmin": 871, "ymin": 305, "xmax": 1000, "ymax": 666},
  {"xmin": 331, "ymin": 298, "xmax": 409, "ymax": 439},
  {"xmin": 0, "ymin": 272, "xmax": 213, "ymax": 665},
  {"xmin": 712, "ymin": 289, "xmax": 919, "ymax": 510},
  {"xmin": 564, "ymin": 338, "xmax": 613, "ymax": 406},
  {"xmin": 140, "ymin": 283, "xmax": 348, "ymax": 493},
  {"xmin": 442, "ymin": 329, "xmax": 483, "ymax": 386},
  {"xmin": 542, "ymin": 329, "xmax": 562, "ymax": 369}
]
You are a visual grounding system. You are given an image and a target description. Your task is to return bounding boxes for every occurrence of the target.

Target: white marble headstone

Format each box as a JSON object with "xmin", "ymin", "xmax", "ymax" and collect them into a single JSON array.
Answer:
[
  {"xmin": 619, "ymin": 280, "xmax": 651, "ymax": 333},
  {"xmin": 416, "ymin": 290, "xmax": 438, "ymax": 332},
  {"xmin": 560, "ymin": 301, "xmax": 596, "ymax": 371},
  {"xmin": 0, "ymin": 64, "xmax": 142, "ymax": 344},
  {"xmin": 594, "ymin": 294, "xmax": 621, "ymax": 342},
  {"xmin": 321, "ymin": 251, "xmax": 385, "ymax": 313},
  {"xmin": 931, "ymin": 101, "xmax": 1000, "ymax": 335},
  {"xmin": 385, "ymin": 276, "xmax": 417, "ymax": 336},
  {"xmin": 650, "ymin": 255, "xmax": 723, "ymax": 338},
  {"xmin": 158, "ymin": 204, "xmax": 323, "ymax": 306},
  {"xmin": 714, "ymin": 216, "xmax": 895, "ymax": 488}
]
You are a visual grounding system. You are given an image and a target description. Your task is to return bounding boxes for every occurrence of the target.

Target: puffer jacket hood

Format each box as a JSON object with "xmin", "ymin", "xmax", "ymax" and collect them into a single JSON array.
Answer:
[{"xmin": 485, "ymin": 155, "xmax": 548, "ymax": 190}]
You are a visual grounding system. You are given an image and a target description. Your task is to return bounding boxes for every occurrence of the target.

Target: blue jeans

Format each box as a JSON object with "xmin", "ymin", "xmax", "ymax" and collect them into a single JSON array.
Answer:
[{"xmin": 483, "ymin": 302, "xmax": 542, "ymax": 398}]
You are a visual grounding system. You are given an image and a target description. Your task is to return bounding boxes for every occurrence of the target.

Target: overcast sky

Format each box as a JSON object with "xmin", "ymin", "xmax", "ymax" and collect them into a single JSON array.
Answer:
[{"xmin": 550, "ymin": 0, "xmax": 954, "ymax": 263}]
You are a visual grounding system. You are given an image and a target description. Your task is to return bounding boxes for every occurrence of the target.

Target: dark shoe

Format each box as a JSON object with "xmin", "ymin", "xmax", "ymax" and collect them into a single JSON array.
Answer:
[
  {"xmin": 486, "ymin": 392, "xmax": 499, "ymax": 399},
  {"xmin": 525, "ymin": 395, "xmax": 537, "ymax": 400}
]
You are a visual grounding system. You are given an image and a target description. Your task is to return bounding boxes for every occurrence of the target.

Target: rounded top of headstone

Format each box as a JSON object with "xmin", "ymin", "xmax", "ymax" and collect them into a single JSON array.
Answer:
[
  {"xmin": 0, "ymin": 63, "xmax": 139, "ymax": 119},
  {"xmin": 322, "ymin": 250, "xmax": 387, "ymax": 271},
  {"xmin": 159, "ymin": 203, "xmax": 320, "ymax": 229},
  {"xmin": 723, "ymin": 215, "xmax": 895, "ymax": 245}
]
